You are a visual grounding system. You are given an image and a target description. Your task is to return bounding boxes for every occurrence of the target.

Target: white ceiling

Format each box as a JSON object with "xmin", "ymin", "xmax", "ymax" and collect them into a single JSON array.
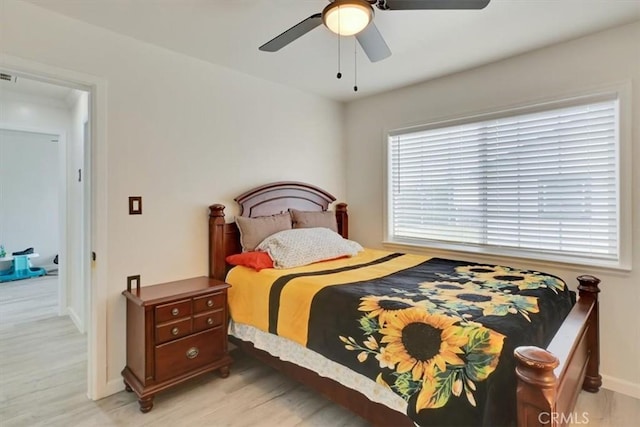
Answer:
[{"xmin": 24, "ymin": 0, "xmax": 640, "ymax": 102}]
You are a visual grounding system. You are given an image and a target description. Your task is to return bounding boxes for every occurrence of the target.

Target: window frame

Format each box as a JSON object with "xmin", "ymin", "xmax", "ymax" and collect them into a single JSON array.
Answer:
[{"xmin": 383, "ymin": 88, "xmax": 632, "ymax": 271}]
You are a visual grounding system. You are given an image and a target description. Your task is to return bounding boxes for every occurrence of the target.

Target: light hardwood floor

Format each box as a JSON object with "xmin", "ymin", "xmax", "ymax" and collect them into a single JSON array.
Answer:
[{"xmin": 1, "ymin": 276, "xmax": 638, "ymax": 426}]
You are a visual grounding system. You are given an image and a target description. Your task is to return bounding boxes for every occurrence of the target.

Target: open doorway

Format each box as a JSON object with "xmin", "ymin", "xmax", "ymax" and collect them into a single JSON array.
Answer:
[{"xmin": 0, "ymin": 72, "xmax": 91, "ymax": 371}]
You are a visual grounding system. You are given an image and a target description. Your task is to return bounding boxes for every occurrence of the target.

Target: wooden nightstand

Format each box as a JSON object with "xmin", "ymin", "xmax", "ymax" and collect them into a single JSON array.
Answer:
[{"xmin": 121, "ymin": 276, "xmax": 232, "ymax": 412}]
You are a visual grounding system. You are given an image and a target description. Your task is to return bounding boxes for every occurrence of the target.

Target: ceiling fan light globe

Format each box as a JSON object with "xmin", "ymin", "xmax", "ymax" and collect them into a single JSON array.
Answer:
[{"xmin": 322, "ymin": 0, "xmax": 373, "ymax": 36}]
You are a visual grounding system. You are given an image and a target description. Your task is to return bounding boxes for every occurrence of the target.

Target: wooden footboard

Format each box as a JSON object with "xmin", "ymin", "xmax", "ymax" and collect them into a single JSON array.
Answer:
[{"xmin": 514, "ymin": 275, "xmax": 601, "ymax": 427}]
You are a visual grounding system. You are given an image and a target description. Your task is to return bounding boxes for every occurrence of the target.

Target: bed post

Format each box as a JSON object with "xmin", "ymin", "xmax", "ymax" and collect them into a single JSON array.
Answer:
[
  {"xmin": 335, "ymin": 202, "xmax": 348, "ymax": 239},
  {"xmin": 514, "ymin": 274, "xmax": 602, "ymax": 426},
  {"xmin": 514, "ymin": 346, "xmax": 559, "ymax": 426},
  {"xmin": 577, "ymin": 275, "xmax": 601, "ymax": 392},
  {"xmin": 208, "ymin": 204, "xmax": 227, "ymax": 280}
]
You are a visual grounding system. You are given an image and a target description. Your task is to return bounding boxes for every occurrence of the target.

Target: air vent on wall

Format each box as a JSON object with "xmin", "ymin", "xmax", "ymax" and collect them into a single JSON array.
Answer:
[{"xmin": 0, "ymin": 73, "xmax": 16, "ymax": 82}]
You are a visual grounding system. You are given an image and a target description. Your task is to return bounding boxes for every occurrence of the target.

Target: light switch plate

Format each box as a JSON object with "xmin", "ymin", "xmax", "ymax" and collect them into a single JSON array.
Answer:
[{"xmin": 129, "ymin": 196, "xmax": 142, "ymax": 215}]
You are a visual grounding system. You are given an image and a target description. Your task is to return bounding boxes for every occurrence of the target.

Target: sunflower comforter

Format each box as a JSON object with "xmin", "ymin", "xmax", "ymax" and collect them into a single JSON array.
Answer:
[{"xmin": 226, "ymin": 249, "xmax": 573, "ymax": 426}]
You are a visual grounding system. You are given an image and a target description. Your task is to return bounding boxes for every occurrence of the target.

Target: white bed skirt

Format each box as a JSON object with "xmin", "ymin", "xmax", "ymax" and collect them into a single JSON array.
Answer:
[{"xmin": 228, "ymin": 319, "xmax": 408, "ymax": 415}]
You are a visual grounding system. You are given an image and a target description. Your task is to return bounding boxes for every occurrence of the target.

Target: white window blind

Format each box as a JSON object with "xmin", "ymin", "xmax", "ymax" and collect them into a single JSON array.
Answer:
[{"xmin": 388, "ymin": 96, "xmax": 619, "ymax": 263}]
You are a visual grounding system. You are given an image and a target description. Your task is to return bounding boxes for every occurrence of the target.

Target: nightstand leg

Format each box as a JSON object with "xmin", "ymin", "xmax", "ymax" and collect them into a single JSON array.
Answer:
[
  {"xmin": 219, "ymin": 365, "xmax": 230, "ymax": 378},
  {"xmin": 124, "ymin": 380, "xmax": 133, "ymax": 392},
  {"xmin": 138, "ymin": 395, "xmax": 154, "ymax": 413}
]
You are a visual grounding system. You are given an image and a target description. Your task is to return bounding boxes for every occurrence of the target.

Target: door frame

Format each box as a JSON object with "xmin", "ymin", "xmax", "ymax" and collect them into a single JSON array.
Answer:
[{"xmin": 0, "ymin": 54, "xmax": 109, "ymax": 400}]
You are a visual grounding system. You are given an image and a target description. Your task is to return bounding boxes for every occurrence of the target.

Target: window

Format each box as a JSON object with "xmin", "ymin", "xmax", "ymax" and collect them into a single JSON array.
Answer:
[{"xmin": 387, "ymin": 94, "xmax": 620, "ymax": 267}]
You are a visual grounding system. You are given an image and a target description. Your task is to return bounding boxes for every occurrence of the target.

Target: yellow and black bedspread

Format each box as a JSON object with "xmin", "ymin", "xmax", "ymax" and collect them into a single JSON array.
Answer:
[{"xmin": 227, "ymin": 249, "xmax": 574, "ymax": 426}]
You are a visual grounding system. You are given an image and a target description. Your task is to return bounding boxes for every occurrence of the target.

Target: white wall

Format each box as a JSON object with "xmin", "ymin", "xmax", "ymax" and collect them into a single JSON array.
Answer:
[
  {"xmin": 0, "ymin": 0, "xmax": 345, "ymax": 396},
  {"xmin": 0, "ymin": 91, "xmax": 68, "ymax": 269},
  {"xmin": 345, "ymin": 22, "xmax": 640, "ymax": 398},
  {"xmin": 0, "ymin": 129, "xmax": 58, "ymax": 267}
]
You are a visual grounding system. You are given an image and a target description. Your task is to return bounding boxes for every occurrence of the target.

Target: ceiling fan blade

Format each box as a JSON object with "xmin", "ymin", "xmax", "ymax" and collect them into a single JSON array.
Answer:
[
  {"xmin": 356, "ymin": 22, "xmax": 392, "ymax": 63},
  {"xmin": 376, "ymin": 0, "xmax": 490, "ymax": 10},
  {"xmin": 259, "ymin": 13, "xmax": 323, "ymax": 52}
]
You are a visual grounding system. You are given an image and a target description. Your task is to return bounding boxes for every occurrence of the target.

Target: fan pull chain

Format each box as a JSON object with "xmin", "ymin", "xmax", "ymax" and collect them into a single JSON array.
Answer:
[
  {"xmin": 353, "ymin": 38, "xmax": 358, "ymax": 92},
  {"xmin": 336, "ymin": 8, "xmax": 342, "ymax": 79},
  {"xmin": 337, "ymin": 34, "xmax": 342, "ymax": 79}
]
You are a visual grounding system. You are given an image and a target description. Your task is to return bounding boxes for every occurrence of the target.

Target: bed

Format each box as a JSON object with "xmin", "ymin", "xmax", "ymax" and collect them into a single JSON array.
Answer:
[{"xmin": 208, "ymin": 181, "xmax": 601, "ymax": 427}]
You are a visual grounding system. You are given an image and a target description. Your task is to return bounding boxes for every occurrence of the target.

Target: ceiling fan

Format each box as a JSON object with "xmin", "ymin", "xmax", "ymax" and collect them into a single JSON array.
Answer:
[{"xmin": 259, "ymin": 0, "xmax": 491, "ymax": 63}]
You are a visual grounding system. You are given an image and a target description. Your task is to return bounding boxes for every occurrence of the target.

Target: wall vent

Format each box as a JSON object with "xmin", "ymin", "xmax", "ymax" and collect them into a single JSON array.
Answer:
[{"xmin": 0, "ymin": 73, "xmax": 16, "ymax": 82}]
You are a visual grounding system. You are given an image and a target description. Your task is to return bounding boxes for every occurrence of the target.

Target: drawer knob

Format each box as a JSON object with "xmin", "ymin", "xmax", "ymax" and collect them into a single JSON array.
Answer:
[
  {"xmin": 207, "ymin": 317, "xmax": 213, "ymax": 325},
  {"xmin": 207, "ymin": 299, "xmax": 214, "ymax": 307},
  {"xmin": 171, "ymin": 327, "xmax": 179, "ymax": 336},
  {"xmin": 171, "ymin": 308, "xmax": 179, "ymax": 316},
  {"xmin": 186, "ymin": 347, "xmax": 199, "ymax": 359}
]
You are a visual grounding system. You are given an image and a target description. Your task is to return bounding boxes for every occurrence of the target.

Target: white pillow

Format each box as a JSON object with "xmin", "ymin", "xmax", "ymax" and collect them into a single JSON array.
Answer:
[{"xmin": 256, "ymin": 227, "xmax": 363, "ymax": 269}]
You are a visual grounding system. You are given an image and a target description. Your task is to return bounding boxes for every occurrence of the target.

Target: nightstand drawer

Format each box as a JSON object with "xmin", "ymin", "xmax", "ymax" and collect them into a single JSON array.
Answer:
[
  {"xmin": 155, "ymin": 317, "xmax": 192, "ymax": 344},
  {"xmin": 193, "ymin": 310, "xmax": 224, "ymax": 332},
  {"xmin": 193, "ymin": 292, "xmax": 225, "ymax": 313},
  {"xmin": 155, "ymin": 328, "xmax": 224, "ymax": 382},
  {"xmin": 156, "ymin": 299, "xmax": 191, "ymax": 323}
]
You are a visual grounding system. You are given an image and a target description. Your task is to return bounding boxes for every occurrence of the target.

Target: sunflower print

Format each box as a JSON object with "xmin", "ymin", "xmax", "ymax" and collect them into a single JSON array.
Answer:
[
  {"xmin": 339, "ymin": 260, "xmax": 562, "ymax": 416},
  {"xmin": 415, "ymin": 323, "xmax": 505, "ymax": 410},
  {"xmin": 379, "ymin": 309, "xmax": 467, "ymax": 381},
  {"xmin": 342, "ymin": 304, "xmax": 505, "ymax": 413},
  {"xmin": 449, "ymin": 265, "xmax": 565, "ymax": 293},
  {"xmin": 424, "ymin": 283, "xmax": 540, "ymax": 321},
  {"xmin": 419, "ymin": 281, "xmax": 466, "ymax": 295},
  {"xmin": 358, "ymin": 295, "xmax": 436, "ymax": 326}
]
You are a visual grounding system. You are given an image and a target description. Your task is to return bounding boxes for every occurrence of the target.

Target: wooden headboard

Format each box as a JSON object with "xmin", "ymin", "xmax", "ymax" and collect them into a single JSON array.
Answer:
[{"xmin": 208, "ymin": 181, "xmax": 348, "ymax": 280}]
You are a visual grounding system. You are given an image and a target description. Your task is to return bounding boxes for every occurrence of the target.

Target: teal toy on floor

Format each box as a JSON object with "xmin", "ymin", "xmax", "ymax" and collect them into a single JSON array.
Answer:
[{"xmin": 0, "ymin": 252, "xmax": 47, "ymax": 283}]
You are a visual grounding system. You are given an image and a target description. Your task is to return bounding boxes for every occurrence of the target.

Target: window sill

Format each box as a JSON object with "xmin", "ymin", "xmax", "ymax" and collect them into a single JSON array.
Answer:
[{"xmin": 382, "ymin": 240, "xmax": 631, "ymax": 276}]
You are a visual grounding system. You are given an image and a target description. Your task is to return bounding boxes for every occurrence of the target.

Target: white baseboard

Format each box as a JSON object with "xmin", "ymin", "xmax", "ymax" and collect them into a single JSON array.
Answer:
[
  {"xmin": 67, "ymin": 307, "xmax": 85, "ymax": 334},
  {"xmin": 602, "ymin": 374, "xmax": 640, "ymax": 399}
]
